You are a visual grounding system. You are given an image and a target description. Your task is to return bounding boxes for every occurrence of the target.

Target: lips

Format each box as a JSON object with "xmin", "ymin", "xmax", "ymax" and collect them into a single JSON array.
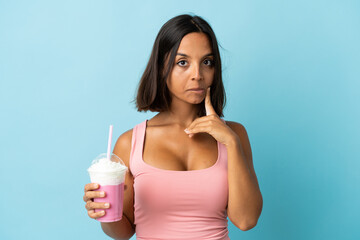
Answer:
[{"xmin": 187, "ymin": 88, "xmax": 205, "ymax": 91}]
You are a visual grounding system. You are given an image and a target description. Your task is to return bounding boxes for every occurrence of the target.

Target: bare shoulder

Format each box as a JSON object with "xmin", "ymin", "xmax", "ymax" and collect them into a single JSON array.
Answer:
[
  {"xmin": 225, "ymin": 120, "xmax": 244, "ymax": 128},
  {"xmin": 225, "ymin": 120, "xmax": 252, "ymax": 160},
  {"xmin": 225, "ymin": 121, "xmax": 247, "ymax": 137},
  {"xmin": 113, "ymin": 128, "xmax": 133, "ymax": 167},
  {"xmin": 226, "ymin": 121, "xmax": 250, "ymax": 150}
]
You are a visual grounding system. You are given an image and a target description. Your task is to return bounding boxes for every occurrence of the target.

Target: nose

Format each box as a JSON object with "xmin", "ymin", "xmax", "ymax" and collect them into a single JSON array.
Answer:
[{"xmin": 191, "ymin": 63, "xmax": 203, "ymax": 81}]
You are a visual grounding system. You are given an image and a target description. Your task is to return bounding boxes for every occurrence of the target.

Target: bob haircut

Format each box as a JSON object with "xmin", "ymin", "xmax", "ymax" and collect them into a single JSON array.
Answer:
[{"xmin": 135, "ymin": 14, "xmax": 226, "ymax": 117}]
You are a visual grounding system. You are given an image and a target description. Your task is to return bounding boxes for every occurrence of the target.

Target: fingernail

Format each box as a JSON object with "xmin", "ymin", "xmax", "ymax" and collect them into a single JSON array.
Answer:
[
  {"xmin": 101, "ymin": 210, "xmax": 105, "ymax": 214},
  {"xmin": 184, "ymin": 129, "xmax": 190, "ymax": 133},
  {"xmin": 100, "ymin": 192, "xmax": 105, "ymax": 197},
  {"xmin": 104, "ymin": 203, "xmax": 109, "ymax": 208},
  {"xmin": 94, "ymin": 183, "xmax": 98, "ymax": 188},
  {"xmin": 189, "ymin": 134, "xmax": 194, "ymax": 138}
]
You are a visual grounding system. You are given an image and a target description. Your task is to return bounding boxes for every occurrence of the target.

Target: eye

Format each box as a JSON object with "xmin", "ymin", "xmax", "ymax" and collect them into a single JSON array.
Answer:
[
  {"xmin": 204, "ymin": 59, "xmax": 214, "ymax": 66},
  {"xmin": 177, "ymin": 60, "xmax": 187, "ymax": 66}
]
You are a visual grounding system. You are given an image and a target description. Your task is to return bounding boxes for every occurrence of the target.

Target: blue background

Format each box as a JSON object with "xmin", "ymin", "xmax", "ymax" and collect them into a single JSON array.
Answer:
[{"xmin": 1, "ymin": 0, "xmax": 359, "ymax": 239}]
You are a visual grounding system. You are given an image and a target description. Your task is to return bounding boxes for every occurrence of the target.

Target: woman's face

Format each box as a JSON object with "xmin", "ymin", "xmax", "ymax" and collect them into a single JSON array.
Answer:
[{"xmin": 166, "ymin": 32, "xmax": 215, "ymax": 105}]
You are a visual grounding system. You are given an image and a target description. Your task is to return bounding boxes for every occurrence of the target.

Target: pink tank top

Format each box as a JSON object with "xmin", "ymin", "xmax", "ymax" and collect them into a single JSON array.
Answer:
[{"xmin": 130, "ymin": 120, "xmax": 230, "ymax": 240}]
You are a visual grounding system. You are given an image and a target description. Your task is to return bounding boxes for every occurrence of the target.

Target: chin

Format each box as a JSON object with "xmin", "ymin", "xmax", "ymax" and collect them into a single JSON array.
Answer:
[{"xmin": 189, "ymin": 98, "xmax": 204, "ymax": 104}]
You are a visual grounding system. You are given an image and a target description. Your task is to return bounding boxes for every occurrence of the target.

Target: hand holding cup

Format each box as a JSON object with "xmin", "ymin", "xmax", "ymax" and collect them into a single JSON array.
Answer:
[{"xmin": 83, "ymin": 183, "xmax": 109, "ymax": 219}]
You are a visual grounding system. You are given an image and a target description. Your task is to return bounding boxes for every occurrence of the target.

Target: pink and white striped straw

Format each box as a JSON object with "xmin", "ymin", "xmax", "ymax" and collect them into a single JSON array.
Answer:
[{"xmin": 106, "ymin": 125, "xmax": 113, "ymax": 160}]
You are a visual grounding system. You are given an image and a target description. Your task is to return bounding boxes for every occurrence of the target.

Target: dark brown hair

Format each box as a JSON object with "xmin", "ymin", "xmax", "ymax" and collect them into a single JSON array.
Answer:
[{"xmin": 135, "ymin": 14, "xmax": 226, "ymax": 117}]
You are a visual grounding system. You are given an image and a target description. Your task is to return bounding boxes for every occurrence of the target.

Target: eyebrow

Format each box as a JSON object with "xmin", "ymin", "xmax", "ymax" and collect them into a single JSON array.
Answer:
[{"xmin": 176, "ymin": 52, "xmax": 214, "ymax": 57}]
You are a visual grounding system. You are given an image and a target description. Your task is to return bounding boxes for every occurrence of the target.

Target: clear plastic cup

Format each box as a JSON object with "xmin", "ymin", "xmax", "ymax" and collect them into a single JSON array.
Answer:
[{"xmin": 87, "ymin": 153, "xmax": 128, "ymax": 222}]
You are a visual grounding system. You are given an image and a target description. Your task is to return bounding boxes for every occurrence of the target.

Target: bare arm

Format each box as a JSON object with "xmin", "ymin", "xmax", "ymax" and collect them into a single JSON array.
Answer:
[
  {"xmin": 183, "ymin": 89, "xmax": 262, "ymax": 231},
  {"xmin": 100, "ymin": 215, "xmax": 134, "ymax": 240},
  {"xmin": 226, "ymin": 121, "xmax": 263, "ymax": 231}
]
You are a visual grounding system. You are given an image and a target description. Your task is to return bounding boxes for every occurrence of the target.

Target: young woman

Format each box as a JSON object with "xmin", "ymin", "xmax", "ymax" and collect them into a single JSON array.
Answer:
[{"xmin": 83, "ymin": 14, "xmax": 263, "ymax": 240}]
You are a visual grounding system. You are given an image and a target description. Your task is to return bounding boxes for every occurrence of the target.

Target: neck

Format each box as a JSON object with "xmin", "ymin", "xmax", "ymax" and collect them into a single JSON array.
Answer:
[{"xmin": 156, "ymin": 102, "xmax": 202, "ymax": 128}]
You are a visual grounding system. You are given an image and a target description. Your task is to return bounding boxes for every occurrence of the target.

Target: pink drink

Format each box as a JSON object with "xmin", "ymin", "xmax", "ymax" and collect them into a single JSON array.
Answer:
[
  {"xmin": 88, "ymin": 153, "xmax": 128, "ymax": 223},
  {"xmin": 94, "ymin": 183, "xmax": 125, "ymax": 222}
]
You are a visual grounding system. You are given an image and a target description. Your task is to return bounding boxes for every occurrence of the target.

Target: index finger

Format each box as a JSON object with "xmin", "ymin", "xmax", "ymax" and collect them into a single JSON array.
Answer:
[
  {"xmin": 205, "ymin": 87, "xmax": 217, "ymax": 116},
  {"xmin": 84, "ymin": 183, "xmax": 99, "ymax": 192}
]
